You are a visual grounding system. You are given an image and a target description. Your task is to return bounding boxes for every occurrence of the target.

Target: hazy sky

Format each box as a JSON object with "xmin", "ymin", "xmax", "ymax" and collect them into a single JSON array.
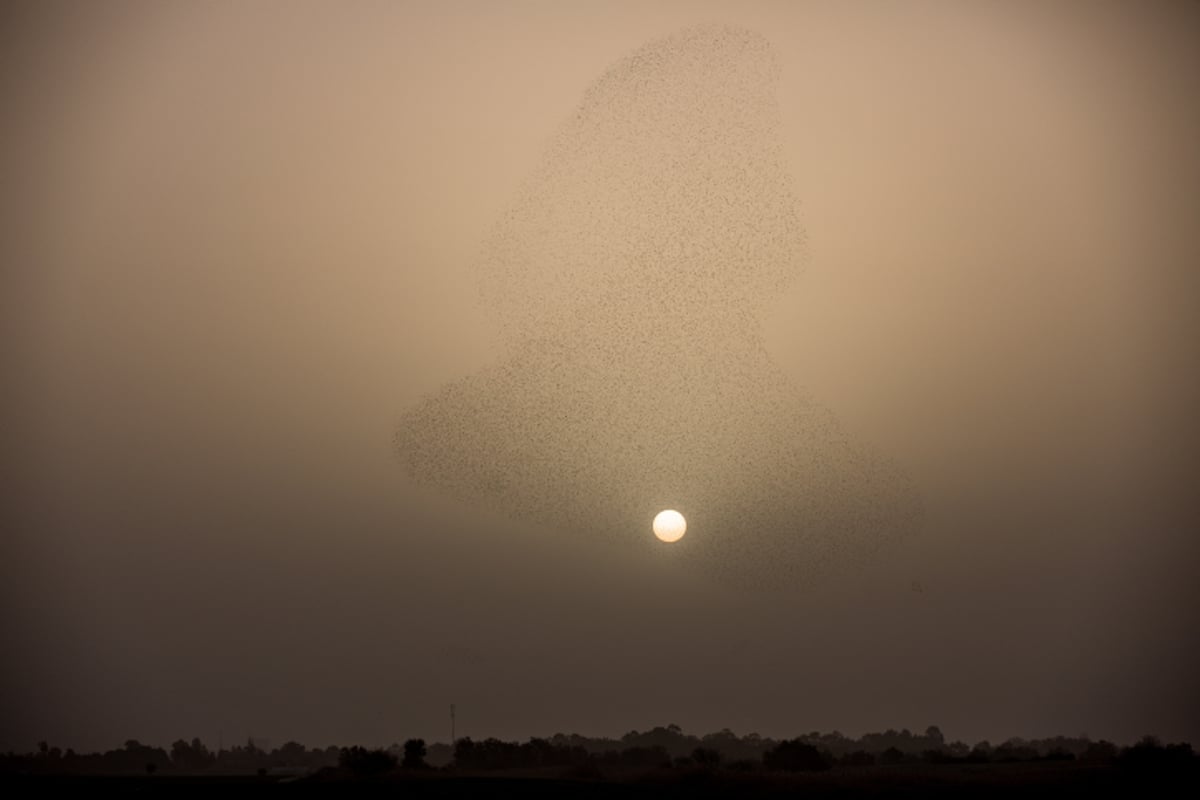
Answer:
[{"xmin": 3, "ymin": 1, "xmax": 1198, "ymax": 753}]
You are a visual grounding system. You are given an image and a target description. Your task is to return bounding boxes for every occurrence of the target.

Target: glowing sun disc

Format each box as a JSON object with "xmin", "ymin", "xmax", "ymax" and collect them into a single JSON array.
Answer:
[{"xmin": 653, "ymin": 509, "xmax": 687, "ymax": 543}]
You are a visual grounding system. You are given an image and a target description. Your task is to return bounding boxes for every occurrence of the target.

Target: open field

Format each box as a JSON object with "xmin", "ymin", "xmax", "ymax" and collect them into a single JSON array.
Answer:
[{"xmin": 5, "ymin": 761, "xmax": 1196, "ymax": 798}]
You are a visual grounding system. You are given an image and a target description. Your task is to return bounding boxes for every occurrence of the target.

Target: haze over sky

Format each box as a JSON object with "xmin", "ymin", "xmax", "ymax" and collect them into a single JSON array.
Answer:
[{"xmin": 3, "ymin": 1, "xmax": 1198, "ymax": 753}]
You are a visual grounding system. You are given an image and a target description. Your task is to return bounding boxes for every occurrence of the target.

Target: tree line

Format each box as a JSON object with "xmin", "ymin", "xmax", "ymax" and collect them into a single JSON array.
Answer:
[{"xmin": 2, "ymin": 726, "xmax": 1194, "ymax": 777}]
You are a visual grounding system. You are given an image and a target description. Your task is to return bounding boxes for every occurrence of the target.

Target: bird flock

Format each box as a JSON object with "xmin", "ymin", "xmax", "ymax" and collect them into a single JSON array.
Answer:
[{"xmin": 396, "ymin": 25, "xmax": 921, "ymax": 589}]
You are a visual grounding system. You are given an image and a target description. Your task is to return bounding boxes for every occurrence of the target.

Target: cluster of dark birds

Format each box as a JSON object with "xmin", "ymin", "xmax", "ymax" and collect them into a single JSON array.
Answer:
[{"xmin": 396, "ymin": 25, "xmax": 921, "ymax": 589}]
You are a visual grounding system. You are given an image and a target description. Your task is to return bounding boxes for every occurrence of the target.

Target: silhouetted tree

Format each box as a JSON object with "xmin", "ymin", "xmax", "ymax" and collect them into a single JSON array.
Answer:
[
  {"xmin": 600, "ymin": 745, "xmax": 670, "ymax": 769},
  {"xmin": 1081, "ymin": 740, "xmax": 1118, "ymax": 763},
  {"xmin": 945, "ymin": 740, "xmax": 971, "ymax": 759},
  {"xmin": 402, "ymin": 738, "xmax": 428, "ymax": 770},
  {"xmin": 339, "ymin": 746, "xmax": 397, "ymax": 776},
  {"xmin": 275, "ymin": 740, "xmax": 307, "ymax": 767},
  {"xmin": 993, "ymin": 740, "xmax": 1039, "ymax": 762},
  {"xmin": 171, "ymin": 738, "xmax": 215, "ymax": 771},
  {"xmin": 10, "ymin": 725, "xmax": 1194, "ymax": 781},
  {"xmin": 115, "ymin": 740, "xmax": 171, "ymax": 774},
  {"xmin": 1118, "ymin": 736, "xmax": 1195, "ymax": 770},
  {"xmin": 967, "ymin": 741, "xmax": 992, "ymax": 763},
  {"xmin": 698, "ymin": 728, "xmax": 769, "ymax": 762}
]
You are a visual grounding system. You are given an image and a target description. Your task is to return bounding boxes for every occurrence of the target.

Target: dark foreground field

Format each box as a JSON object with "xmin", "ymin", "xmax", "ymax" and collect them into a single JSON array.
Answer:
[{"xmin": 5, "ymin": 762, "xmax": 1197, "ymax": 798}]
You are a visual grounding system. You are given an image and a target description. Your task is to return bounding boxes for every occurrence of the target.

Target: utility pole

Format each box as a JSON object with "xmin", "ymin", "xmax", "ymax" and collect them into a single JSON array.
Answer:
[{"xmin": 450, "ymin": 704, "xmax": 456, "ymax": 748}]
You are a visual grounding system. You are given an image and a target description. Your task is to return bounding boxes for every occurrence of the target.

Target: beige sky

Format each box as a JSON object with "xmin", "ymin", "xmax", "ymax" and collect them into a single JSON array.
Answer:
[{"xmin": 3, "ymin": 0, "xmax": 1198, "ymax": 751}]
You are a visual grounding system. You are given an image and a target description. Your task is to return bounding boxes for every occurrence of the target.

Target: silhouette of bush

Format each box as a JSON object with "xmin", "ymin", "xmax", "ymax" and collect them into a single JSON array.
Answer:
[
  {"xmin": 563, "ymin": 760, "xmax": 605, "ymax": 781},
  {"xmin": 1080, "ymin": 740, "xmax": 1118, "ymax": 763},
  {"xmin": 763, "ymin": 739, "xmax": 831, "ymax": 772},
  {"xmin": 1118, "ymin": 736, "xmax": 1195, "ymax": 770},
  {"xmin": 841, "ymin": 750, "xmax": 876, "ymax": 767},
  {"xmin": 338, "ymin": 746, "xmax": 397, "ymax": 776},
  {"xmin": 692, "ymin": 747, "xmax": 721, "ymax": 767},
  {"xmin": 879, "ymin": 746, "xmax": 906, "ymax": 765},
  {"xmin": 171, "ymin": 738, "xmax": 216, "ymax": 771},
  {"xmin": 115, "ymin": 740, "xmax": 171, "ymax": 774},
  {"xmin": 993, "ymin": 742, "xmax": 1039, "ymax": 762},
  {"xmin": 454, "ymin": 736, "xmax": 592, "ymax": 770},
  {"xmin": 402, "ymin": 739, "xmax": 428, "ymax": 770},
  {"xmin": 966, "ymin": 744, "xmax": 991, "ymax": 763},
  {"xmin": 615, "ymin": 745, "xmax": 671, "ymax": 769},
  {"xmin": 590, "ymin": 745, "xmax": 661, "ymax": 770}
]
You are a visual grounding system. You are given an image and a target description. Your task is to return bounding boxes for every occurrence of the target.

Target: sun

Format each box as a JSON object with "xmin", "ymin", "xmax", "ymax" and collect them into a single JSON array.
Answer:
[{"xmin": 652, "ymin": 509, "xmax": 687, "ymax": 543}]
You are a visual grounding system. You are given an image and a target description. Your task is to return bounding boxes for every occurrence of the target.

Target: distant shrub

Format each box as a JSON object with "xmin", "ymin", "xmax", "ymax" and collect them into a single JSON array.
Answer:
[
  {"xmin": 339, "ymin": 746, "xmax": 397, "ymax": 776},
  {"xmin": 1118, "ymin": 737, "xmax": 1195, "ymax": 770},
  {"xmin": 841, "ymin": 750, "xmax": 876, "ymax": 767},
  {"xmin": 402, "ymin": 739, "xmax": 428, "ymax": 770},
  {"xmin": 993, "ymin": 744, "xmax": 1039, "ymax": 762},
  {"xmin": 562, "ymin": 760, "xmax": 605, "ymax": 781},
  {"xmin": 763, "ymin": 739, "xmax": 831, "ymax": 772},
  {"xmin": 612, "ymin": 745, "xmax": 671, "ymax": 769},
  {"xmin": 1044, "ymin": 748, "xmax": 1075, "ymax": 761},
  {"xmin": 1080, "ymin": 740, "xmax": 1118, "ymax": 763}
]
